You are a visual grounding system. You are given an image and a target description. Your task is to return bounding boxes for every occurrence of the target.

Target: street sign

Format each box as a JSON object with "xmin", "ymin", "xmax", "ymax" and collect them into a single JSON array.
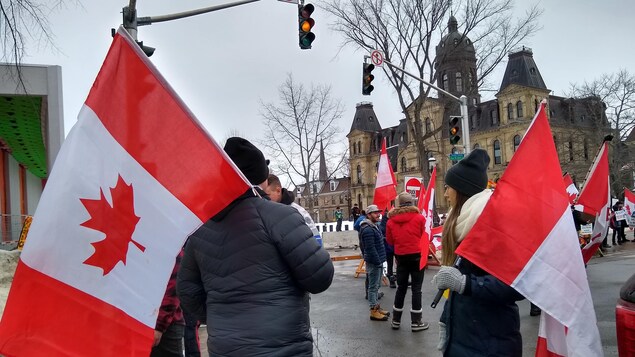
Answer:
[
  {"xmin": 370, "ymin": 50, "xmax": 384, "ymax": 67},
  {"xmin": 404, "ymin": 176, "xmax": 423, "ymax": 197},
  {"xmin": 449, "ymin": 153, "xmax": 465, "ymax": 161}
]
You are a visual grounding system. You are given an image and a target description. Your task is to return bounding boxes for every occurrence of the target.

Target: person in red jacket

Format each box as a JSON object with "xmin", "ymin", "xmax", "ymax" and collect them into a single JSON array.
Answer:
[{"xmin": 386, "ymin": 192, "xmax": 429, "ymax": 332}]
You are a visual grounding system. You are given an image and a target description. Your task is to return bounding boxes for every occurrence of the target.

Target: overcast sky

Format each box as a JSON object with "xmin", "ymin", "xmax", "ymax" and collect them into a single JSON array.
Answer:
[{"xmin": 23, "ymin": 0, "xmax": 635, "ymax": 149}]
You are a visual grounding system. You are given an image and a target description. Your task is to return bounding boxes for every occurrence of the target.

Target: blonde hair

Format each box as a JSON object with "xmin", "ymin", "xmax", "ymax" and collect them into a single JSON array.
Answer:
[{"xmin": 441, "ymin": 192, "xmax": 469, "ymax": 266}]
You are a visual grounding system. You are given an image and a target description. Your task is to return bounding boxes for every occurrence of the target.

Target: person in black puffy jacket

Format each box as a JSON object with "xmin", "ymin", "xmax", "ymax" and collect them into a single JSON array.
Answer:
[{"xmin": 177, "ymin": 137, "xmax": 334, "ymax": 357}]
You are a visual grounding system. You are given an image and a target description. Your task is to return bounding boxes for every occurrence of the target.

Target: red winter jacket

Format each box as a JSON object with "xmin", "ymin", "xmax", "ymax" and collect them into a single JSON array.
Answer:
[{"xmin": 386, "ymin": 206, "xmax": 425, "ymax": 255}]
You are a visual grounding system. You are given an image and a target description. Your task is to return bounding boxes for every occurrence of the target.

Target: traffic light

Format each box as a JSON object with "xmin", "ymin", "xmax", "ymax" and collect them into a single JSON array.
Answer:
[
  {"xmin": 449, "ymin": 116, "xmax": 461, "ymax": 145},
  {"xmin": 362, "ymin": 63, "xmax": 375, "ymax": 95},
  {"xmin": 298, "ymin": 3, "xmax": 315, "ymax": 50}
]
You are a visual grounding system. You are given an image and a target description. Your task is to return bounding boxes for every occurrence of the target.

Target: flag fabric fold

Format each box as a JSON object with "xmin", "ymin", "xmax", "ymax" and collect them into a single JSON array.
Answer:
[
  {"xmin": 418, "ymin": 167, "xmax": 436, "ymax": 270},
  {"xmin": 0, "ymin": 27, "xmax": 249, "ymax": 357},
  {"xmin": 624, "ymin": 189, "xmax": 635, "ymax": 218},
  {"xmin": 563, "ymin": 173, "xmax": 578, "ymax": 205},
  {"xmin": 455, "ymin": 102, "xmax": 602, "ymax": 356},
  {"xmin": 373, "ymin": 138, "xmax": 397, "ymax": 211},
  {"xmin": 577, "ymin": 142, "xmax": 611, "ymax": 264}
]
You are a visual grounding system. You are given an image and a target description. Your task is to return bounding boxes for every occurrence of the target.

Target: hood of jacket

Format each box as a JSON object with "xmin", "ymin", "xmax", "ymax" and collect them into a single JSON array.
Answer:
[{"xmin": 388, "ymin": 206, "xmax": 420, "ymax": 222}]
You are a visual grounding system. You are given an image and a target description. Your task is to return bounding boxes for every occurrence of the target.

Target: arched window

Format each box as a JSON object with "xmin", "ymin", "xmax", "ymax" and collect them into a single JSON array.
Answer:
[
  {"xmin": 352, "ymin": 141, "xmax": 356, "ymax": 155},
  {"xmin": 493, "ymin": 140, "xmax": 502, "ymax": 165},
  {"xmin": 584, "ymin": 139, "xmax": 589, "ymax": 161},
  {"xmin": 507, "ymin": 103, "xmax": 513, "ymax": 120},
  {"xmin": 442, "ymin": 73, "xmax": 449, "ymax": 90},
  {"xmin": 490, "ymin": 110, "xmax": 497, "ymax": 125},
  {"xmin": 516, "ymin": 101, "xmax": 523, "ymax": 118},
  {"xmin": 357, "ymin": 141, "xmax": 361, "ymax": 155},
  {"xmin": 425, "ymin": 117, "xmax": 432, "ymax": 133},
  {"xmin": 455, "ymin": 72, "xmax": 463, "ymax": 92},
  {"xmin": 401, "ymin": 157, "xmax": 407, "ymax": 172},
  {"xmin": 568, "ymin": 140, "xmax": 574, "ymax": 162},
  {"xmin": 356, "ymin": 165, "xmax": 362, "ymax": 184},
  {"xmin": 467, "ymin": 72, "xmax": 473, "ymax": 90},
  {"xmin": 534, "ymin": 99, "xmax": 539, "ymax": 113},
  {"xmin": 375, "ymin": 162, "xmax": 379, "ymax": 172},
  {"xmin": 513, "ymin": 135, "xmax": 521, "ymax": 152}
]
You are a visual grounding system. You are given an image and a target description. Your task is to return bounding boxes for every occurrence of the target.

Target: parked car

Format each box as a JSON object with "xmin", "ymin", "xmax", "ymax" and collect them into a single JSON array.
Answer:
[{"xmin": 616, "ymin": 272, "xmax": 635, "ymax": 355}]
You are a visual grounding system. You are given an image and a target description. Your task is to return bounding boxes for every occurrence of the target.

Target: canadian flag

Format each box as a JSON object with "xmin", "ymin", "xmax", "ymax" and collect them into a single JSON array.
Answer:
[
  {"xmin": 373, "ymin": 138, "xmax": 397, "ymax": 211},
  {"xmin": 624, "ymin": 189, "xmax": 635, "ymax": 218},
  {"xmin": 563, "ymin": 173, "xmax": 578, "ymax": 205},
  {"xmin": 418, "ymin": 167, "xmax": 436, "ymax": 270},
  {"xmin": 576, "ymin": 141, "xmax": 611, "ymax": 264},
  {"xmin": 0, "ymin": 28, "xmax": 249, "ymax": 356},
  {"xmin": 455, "ymin": 101, "xmax": 602, "ymax": 356}
]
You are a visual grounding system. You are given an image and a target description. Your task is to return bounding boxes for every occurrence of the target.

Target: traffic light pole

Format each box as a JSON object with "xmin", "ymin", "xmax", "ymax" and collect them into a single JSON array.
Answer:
[
  {"xmin": 123, "ymin": 0, "xmax": 261, "ymax": 40},
  {"xmin": 375, "ymin": 58, "xmax": 471, "ymax": 154}
]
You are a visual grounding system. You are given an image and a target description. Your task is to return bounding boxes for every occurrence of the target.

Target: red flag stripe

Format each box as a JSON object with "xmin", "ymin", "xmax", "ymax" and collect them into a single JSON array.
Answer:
[
  {"xmin": 0, "ymin": 261, "xmax": 153, "ymax": 357},
  {"xmin": 84, "ymin": 30, "xmax": 248, "ymax": 222},
  {"xmin": 535, "ymin": 337, "xmax": 565, "ymax": 357}
]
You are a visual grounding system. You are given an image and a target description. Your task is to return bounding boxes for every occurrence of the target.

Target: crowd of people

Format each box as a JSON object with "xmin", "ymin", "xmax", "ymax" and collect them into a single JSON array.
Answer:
[{"xmin": 148, "ymin": 138, "xmax": 630, "ymax": 357}]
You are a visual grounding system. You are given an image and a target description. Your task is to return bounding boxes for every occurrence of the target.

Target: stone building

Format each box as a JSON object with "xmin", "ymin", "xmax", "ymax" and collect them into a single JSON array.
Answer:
[
  {"xmin": 348, "ymin": 16, "xmax": 610, "ymax": 212},
  {"xmin": 294, "ymin": 140, "xmax": 352, "ymax": 223}
]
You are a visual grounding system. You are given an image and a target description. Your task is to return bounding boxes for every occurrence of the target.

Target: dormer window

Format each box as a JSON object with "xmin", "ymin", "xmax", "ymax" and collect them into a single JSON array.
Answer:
[{"xmin": 330, "ymin": 181, "xmax": 337, "ymax": 191}]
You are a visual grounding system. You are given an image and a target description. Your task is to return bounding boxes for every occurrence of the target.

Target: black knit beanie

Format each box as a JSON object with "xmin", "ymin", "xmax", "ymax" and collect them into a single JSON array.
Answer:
[
  {"xmin": 224, "ymin": 137, "xmax": 269, "ymax": 185},
  {"xmin": 444, "ymin": 148, "xmax": 490, "ymax": 198}
]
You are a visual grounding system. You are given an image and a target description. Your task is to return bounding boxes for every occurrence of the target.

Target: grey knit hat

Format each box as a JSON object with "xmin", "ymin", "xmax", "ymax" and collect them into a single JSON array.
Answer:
[{"xmin": 397, "ymin": 192, "xmax": 414, "ymax": 207}]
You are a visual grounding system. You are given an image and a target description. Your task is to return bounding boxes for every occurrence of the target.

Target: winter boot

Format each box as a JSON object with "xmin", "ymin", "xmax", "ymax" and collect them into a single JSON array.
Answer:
[
  {"xmin": 389, "ymin": 275, "xmax": 397, "ymax": 289},
  {"xmin": 375, "ymin": 304, "xmax": 390, "ymax": 317},
  {"xmin": 410, "ymin": 310, "xmax": 429, "ymax": 332},
  {"xmin": 391, "ymin": 306, "xmax": 403, "ymax": 330},
  {"xmin": 370, "ymin": 305, "xmax": 389, "ymax": 321}
]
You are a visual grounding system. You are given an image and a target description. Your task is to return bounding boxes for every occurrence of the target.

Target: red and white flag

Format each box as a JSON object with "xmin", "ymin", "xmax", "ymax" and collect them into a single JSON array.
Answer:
[
  {"xmin": 624, "ymin": 189, "xmax": 635, "ymax": 218},
  {"xmin": 576, "ymin": 141, "xmax": 611, "ymax": 264},
  {"xmin": 418, "ymin": 167, "xmax": 436, "ymax": 269},
  {"xmin": 563, "ymin": 173, "xmax": 578, "ymax": 205},
  {"xmin": 430, "ymin": 226, "xmax": 443, "ymax": 252},
  {"xmin": 456, "ymin": 101, "xmax": 602, "ymax": 356},
  {"xmin": 0, "ymin": 27, "xmax": 249, "ymax": 357},
  {"xmin": 373, "ymin": 138, "xmax": 397, "ymax": 211}
]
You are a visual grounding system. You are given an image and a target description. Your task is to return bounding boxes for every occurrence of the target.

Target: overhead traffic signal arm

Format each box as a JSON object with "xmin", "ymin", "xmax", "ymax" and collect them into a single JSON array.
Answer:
[
  {"xmin": 362, "ymin": 63, "xmax": 375, "ymax": 95},
  {"xmin": 298, "ymin": 3, "xmax": 315, "ymax": 49},
  {"xmin": 449, "ymin": 116, "xmax": 461, "ymax": 145}
]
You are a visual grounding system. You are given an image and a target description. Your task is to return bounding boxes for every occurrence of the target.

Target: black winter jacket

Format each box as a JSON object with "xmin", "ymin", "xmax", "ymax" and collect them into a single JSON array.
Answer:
[
  {"xmin": 177, "ymin": 189, "xmax": 334, "ymax": 357},
  {"xmin": 441, "ymin": 258, "xmax": 525, "ymax": 357}
]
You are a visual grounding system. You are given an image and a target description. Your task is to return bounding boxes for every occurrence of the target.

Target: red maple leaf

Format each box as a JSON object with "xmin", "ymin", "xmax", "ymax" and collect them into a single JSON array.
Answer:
[{"xmin": 80, "ymin": 175, "xmax": 145, "ymax": 275}]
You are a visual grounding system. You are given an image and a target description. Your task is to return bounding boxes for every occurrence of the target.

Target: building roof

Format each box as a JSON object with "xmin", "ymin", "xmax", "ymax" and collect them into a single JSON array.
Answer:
[
  {"xmin": 349, "ymin": 102, "xmax": 382, "ymax": 134},
  {"xmin": 435, "ymin": 16, "xmax": 476, "ymax": 64},
  {"xmin": 499, "ymin": 47, "xmax": 547, "ymax": 92}
]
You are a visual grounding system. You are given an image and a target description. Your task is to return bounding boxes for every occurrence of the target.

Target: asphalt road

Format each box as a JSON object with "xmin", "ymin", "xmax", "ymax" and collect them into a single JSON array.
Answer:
[{"xmin": 195, "ymin": 241, "xmax": 635, "ymax": 356}]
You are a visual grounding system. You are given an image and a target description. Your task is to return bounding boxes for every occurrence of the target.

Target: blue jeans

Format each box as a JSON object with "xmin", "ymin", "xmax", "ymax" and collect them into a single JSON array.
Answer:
[{"xmin": 366, "ymin": 262, "xmax": 383, "ymax": 307}]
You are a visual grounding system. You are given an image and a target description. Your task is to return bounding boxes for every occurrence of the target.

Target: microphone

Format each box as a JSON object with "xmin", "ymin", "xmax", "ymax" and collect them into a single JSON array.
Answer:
[{"xmin": 431, "ymin": 256, "xmax": 462, "ymax": 308}]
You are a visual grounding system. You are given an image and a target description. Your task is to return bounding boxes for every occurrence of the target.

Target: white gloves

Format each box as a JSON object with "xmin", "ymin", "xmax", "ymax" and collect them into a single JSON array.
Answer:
[{"xmin": 433, "ymin": 266, "xmax": 466, "ymax": 294}]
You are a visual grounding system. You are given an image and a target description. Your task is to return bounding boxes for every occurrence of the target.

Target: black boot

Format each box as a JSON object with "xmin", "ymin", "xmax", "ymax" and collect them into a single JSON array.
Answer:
[
  {"xmin": 410, "ymin": 310, "xmax": 429, "ymax": 332},
  {"xmin": 391, "ymin": 306, "xmax": 403, "ymax": 330},
  {"xmin": 389, "ymin": 275, "xmax": 397, "ymax": 289}
]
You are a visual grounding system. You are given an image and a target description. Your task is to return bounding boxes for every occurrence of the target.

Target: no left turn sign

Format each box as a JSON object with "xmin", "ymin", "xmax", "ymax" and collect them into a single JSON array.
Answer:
[{"xmin": 370, "ymin": 50, "xmax": 384, "ymax": 67}]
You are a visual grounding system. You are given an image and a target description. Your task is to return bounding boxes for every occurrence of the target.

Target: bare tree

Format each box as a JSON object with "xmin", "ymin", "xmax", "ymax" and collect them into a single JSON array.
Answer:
[
  {"xmin": 570, "ymin": 70, "xmax": 635, "ymax": 195},
  {"xmin": 259, "ymin": 73, "xmax": 346, "ymax": 213},
  {"xmin": 323, "ymin": 0, "xmax": 542, "ymax": 180}
]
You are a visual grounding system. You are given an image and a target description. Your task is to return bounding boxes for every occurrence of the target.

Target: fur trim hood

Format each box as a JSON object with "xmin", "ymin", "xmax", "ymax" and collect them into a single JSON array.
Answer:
[{"xmin": 388, "ymin": 205, "xmax": 420, "ymax": 219}]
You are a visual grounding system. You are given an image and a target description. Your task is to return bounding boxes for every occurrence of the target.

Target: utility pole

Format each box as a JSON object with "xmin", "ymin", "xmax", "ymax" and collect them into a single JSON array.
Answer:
[{"xmin": 121, "ymin": 0, "xmax": 261, "ymax": 55}]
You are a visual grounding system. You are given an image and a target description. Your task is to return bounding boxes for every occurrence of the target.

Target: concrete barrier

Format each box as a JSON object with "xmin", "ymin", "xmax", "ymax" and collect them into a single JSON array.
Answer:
[{"xmin": 321, "ymin": 230, "xmax": 359, "ymax": 250}]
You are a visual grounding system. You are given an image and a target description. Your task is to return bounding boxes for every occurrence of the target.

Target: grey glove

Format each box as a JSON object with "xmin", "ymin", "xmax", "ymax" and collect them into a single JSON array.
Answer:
[
  {"xmin": 437, "ymin": 322, "xmax": 448, "ymax": 351},
  {"xmin": 434, "ymin": 266, "xmax": 466, "ymax": 294}
]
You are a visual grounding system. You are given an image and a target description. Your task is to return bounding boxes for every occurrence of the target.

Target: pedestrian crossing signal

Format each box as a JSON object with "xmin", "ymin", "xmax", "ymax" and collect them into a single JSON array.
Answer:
[
  {"xmin": 362, "ymin": 63, "xmax": 375, "ymax": 95},
  {"xmin": 449, "ymin": 116, "xmax": 461, "ymax": 145},
  {"xmin": 298, "ymin": 3, "xmax": 315, "ymax": 50}
]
